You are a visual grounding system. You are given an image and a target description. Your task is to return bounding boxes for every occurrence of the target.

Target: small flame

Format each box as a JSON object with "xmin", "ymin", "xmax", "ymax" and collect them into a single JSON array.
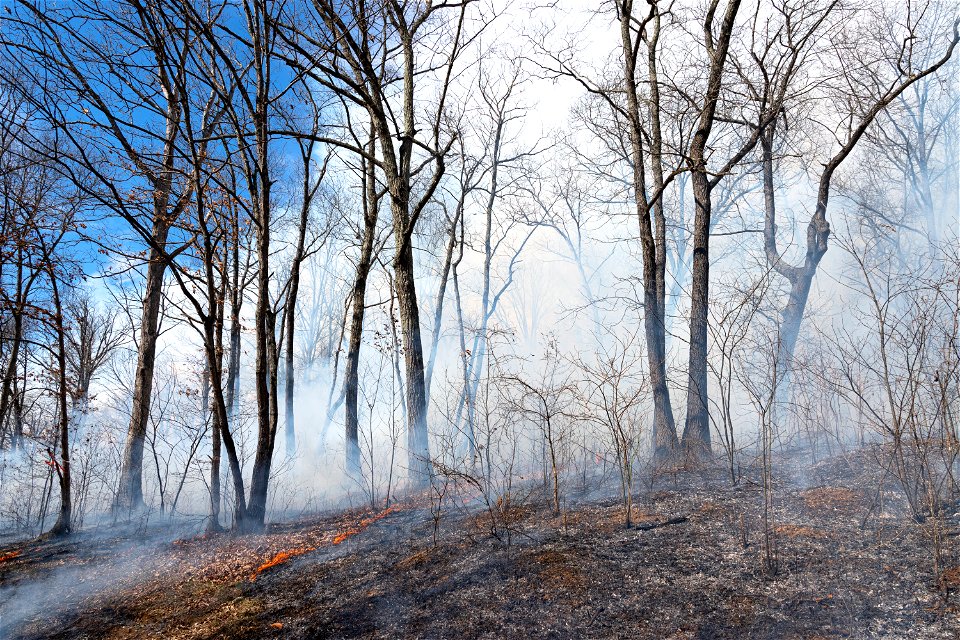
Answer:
[
  {"xmin": 0, "ymin": 550, "xmax": 21, "ymax": 563},
  {"xmin": 332, "ymin": 506, "xmax": 398, "ymax": 545},
  {"xmin": 248, "ymin": 506, "xmax": 399, "ymax": 581},
  {"xmin": 250, "ymin": 547, "xmax": 316, "ymax": 581}
]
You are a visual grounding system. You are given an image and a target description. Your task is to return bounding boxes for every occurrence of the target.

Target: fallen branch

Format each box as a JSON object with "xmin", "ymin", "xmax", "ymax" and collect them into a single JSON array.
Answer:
[{"xmin": 634, "ymin": 515, "xmax": 688, "ymax": 531}]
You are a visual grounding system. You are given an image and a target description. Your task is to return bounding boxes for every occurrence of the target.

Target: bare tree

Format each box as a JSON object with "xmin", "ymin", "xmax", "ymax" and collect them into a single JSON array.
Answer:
[
  {"xmin": 344, "ymin": 123, "xmax": 384, "ymax": 478},
  {"xmin": 2, "ymin": 0, "xmax": 211, "ymax": 513},
  {"xmin": 454, "ymin": 65, "xmax": 544, "ymax": 458},
  {"xmin": 63, "ymin": 294, "xmax": 122, "ymax": 417},
  {"xmin": 276, "ymin": 0, "xmax": 476, "ymax": 488},
  {"xmin": 280, "ymin": 87, "xmax": 332, "ymax": 457},
  {"xmin": 761, "ymin": 5, "xmax": 959, "ymax": 421},
  {"xmin": 45, "ymin": 257, "xmax": 71, "ymax": 536},
  {"xmin": 0, "ymin": 83, "xmax": 62, "ymax": 450},
  {"xmin": 501, "ymin": 338, "xmax": 573, "ymax": 515}
]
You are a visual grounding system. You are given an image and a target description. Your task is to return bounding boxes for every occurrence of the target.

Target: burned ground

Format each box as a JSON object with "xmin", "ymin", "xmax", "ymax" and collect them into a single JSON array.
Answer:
[{"xmin": 2, "ymin": 449, "xmax": 959, "ymax": 639}]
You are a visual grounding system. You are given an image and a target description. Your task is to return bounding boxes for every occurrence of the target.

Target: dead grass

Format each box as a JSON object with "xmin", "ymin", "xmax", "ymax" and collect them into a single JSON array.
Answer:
[
  {"xmin": 697, "ymin": 500, "xmax": 726, "ymax": 516},
  {"xmin": 938, "ymin": 566, "xmax": 960, "ymax": 591},
  {"xmin": 801, "ymin": 486, "xmax": 862, "ymax": 512},
  {"xmin": 394, "ymin": 548, "xmax": 431, "ymax": 571},
  {"xmin": 531, "ymin": 548, "xmax": 586, "ymax": 593},
  {"xmin": 725, "ymin": 594, "xmax": 758, "ymax": 626},
  {"xmin": 4, "ymin": 453, "xmax": 960, "ymax": 640}
]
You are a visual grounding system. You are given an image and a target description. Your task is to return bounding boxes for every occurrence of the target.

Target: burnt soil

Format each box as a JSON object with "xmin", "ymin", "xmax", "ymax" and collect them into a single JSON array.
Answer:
[{"xmin": 2, "ymin": 448, "xmax": 960, "ymax": 639}]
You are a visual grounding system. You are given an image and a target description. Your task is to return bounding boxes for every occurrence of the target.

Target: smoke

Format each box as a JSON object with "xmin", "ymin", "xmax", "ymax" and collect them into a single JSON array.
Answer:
[{"xmin": 0, "ymin": 517, "xmax": 207, "ymax": 637}]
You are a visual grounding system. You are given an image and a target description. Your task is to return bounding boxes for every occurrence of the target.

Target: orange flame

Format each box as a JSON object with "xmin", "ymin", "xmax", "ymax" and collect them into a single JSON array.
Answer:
[
  {"xmin": 249, "ymin": 506, "xmax": 399, "ymax": 581},
  {"xmin": 332, "ymin": 506, "xmax": 398, "ymax": 545},
  {"xmin": 250, "ymin": 546, "xmax": 315, "ymax": 581},
  {"xmin": 0, "ymin": 550, "xmax": 21, "ymax": 563}
]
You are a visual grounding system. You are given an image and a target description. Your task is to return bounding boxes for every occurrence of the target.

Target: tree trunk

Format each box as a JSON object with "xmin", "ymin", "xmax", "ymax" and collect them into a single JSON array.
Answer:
[
  {"xmin": 681, "ymin": 168, "xmax": 713, "ymax": 454},
  {"xmin": 246, "ymin": 16, "xmax": 278, "ymax": 527},
  {"xmin": 760, "ymin": 123, "xmax": 831, "ymax": 422},
  {"xmin": 283, "ymin": 316, "xmax": 296, "ymax": 456},
  {"xmin": 283, "ymin": 159, "xmax": 314, "ymax": 457},
  {"xmin": 204, "ymin": 357, "xmax": 221, "ymax": 531},
  {"xmin": 248, "ymin": 192, "xmax": 275, "ymax": 527},
  {"xmin": 115, "ymin": 225, "xmax": 169, "ymax": 513},
  {"xmin": 344, "ymin": 134, "xmax": 379, "ymax": 478},
  {"xmin": 0, "ymin": 251, "xmax": 38, "ymax": 449},
  {"xmin": 49, "ymin": 270, "xmax": 71, "ymax": 536},
  {"xmin": 199, "ymin": 217, "xmax": 248, "ymax": 530},
  {"xmin": 617, "ymin": 2, "xmax": 678, "ymax": 458},
  {"xmin": 681, "ymin": 0, "xmax": 743, "ymax": 457},
  {"xmin": 0, "ymin": 308, "xmax": 24, "ymax": 449},
  {"xmin": 424, "ymin": 207, "xmax": 461, "ymax": 403},
  {"xmin": 379, "ymin": 29, "xmax": 434, "ymax": 490},
  {"xmin": 461, "ymin": 108, "xmax": 506, "ymax": 456},
  {"xmin": 759, "ymin": 124, "xmax": 826, "ymax": 420},
  {"xmin": 202, "ymin": 316, "xmax": 248, "ymax": 529},
  {"xmin": 394, "ymin": 235, "xmax": 431, "ymax": 488},
  {"xmin": 224, "ymin": 223, "xmax": 242, "ymax": 428}
]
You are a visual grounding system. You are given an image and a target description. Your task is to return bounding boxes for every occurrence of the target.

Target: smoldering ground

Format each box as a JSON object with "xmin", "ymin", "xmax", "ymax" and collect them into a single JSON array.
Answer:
[
  {"xmin": 0, "ymin": 520, "xmax": 205, "ymax": 635},
  {"xmin": 3, "ymin": 447, "xmax": 960, "ymax": 640}
]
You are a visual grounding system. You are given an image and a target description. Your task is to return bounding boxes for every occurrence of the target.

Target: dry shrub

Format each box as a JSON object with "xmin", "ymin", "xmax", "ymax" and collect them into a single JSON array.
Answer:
[
  {"xmin": 631, "ymin": 508, "xmax": 662, "ymax": 523},
  {"xmin": 587, "ymin": 505, "xmax": 660, "ymax": 533},
  {"xmin": 560, "ymin": 509, "xmax": 584, "ymax": 527},
  {"xmin": 469, "ymin": 494, "xmax": 533, "ymax": 539}
]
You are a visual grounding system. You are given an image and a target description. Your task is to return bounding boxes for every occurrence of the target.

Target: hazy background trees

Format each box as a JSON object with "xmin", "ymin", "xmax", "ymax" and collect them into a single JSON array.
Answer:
[{"xmin": 0, "ymin": 0, "xmax": 956, "ymax": 540}]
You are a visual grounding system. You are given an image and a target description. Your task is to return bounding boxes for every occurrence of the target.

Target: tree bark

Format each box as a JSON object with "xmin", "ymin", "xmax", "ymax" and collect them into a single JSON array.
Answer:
[
  {"xmin": 201, "ymin": 313, "xmax": 248, "ymax": 529},
  {"xmin": 248, "ymin": 168, "xmax": 275, "ymax": 527},
  {"xmin": 224, "ymin": 211, "xmax": 243, "ymax": 429},
  {"xmin": 283, "ymin": 137, "xmax": 322, "ymax": 457},
  {"xmin": 208, "ymin": 368, "xmax": 221, "ymax": 531},
  {"xmin": 681, "ymin": 0, "xmax": 742, "ymax": 457},
  {"xmin": 282, "ymin": 216, "xmax": 307, "ymax": 458},
  {"xmin": 0, "ymin": 272, "xmax": 25, "ymax": 449},
  {"xmin": 681, "ymin": 166, "xmax": 715, "ymax": 455},
  {"xmin": 49, "ymin": 268, "xmax": 71, "ymax": 536},
  {"xmin": 245, "ymin": 0, "xmax": 280, "ymax": 529},
  {"xmin": 424, "ymin": 207, "xmax": 462, "ymax": 404},
  {"xmin": 114, "ymin": 224, "xmax": 170, "ymax": 513},
  {"xmin": 0, "ymin": 247, "xmax": 43, "ymax": 449},
  {"xmin": 617, "ymin": 0, "xmax": 678, "ymax": 458},
  {"xmin": 344, "ymin": 132, "xmax": 379, "ymax": 478},
  {"xmin": 393, "ymin": 231, "xmax": 431, "ymax": 487}
]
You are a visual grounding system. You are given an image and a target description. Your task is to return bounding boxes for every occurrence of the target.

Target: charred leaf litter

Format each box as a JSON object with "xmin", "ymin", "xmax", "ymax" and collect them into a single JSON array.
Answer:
[{"xmin": 1, "ymin": 447, "xmax": 959, "ymax": 639}]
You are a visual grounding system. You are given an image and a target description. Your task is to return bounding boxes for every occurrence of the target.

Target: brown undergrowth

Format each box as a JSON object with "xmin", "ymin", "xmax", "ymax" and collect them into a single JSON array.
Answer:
[{"xmin": 2, "ymin": 451, "xmax": 959, "ymax": 639}]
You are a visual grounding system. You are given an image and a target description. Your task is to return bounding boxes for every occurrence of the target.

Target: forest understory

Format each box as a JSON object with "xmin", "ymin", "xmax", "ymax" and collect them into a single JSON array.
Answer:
[
  {"xmin": 3, "ymin": 447, "xmax": 959, "ymax": 640},
  {"xmin": 0, "ymin": 0, "xmax": 957, "ymax": 638}
]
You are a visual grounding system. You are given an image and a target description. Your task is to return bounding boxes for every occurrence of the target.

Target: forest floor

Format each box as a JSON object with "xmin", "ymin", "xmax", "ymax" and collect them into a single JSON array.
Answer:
[{"xmin": 2, "ymin": 447, "xmax": 960, "ymax": 639}]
